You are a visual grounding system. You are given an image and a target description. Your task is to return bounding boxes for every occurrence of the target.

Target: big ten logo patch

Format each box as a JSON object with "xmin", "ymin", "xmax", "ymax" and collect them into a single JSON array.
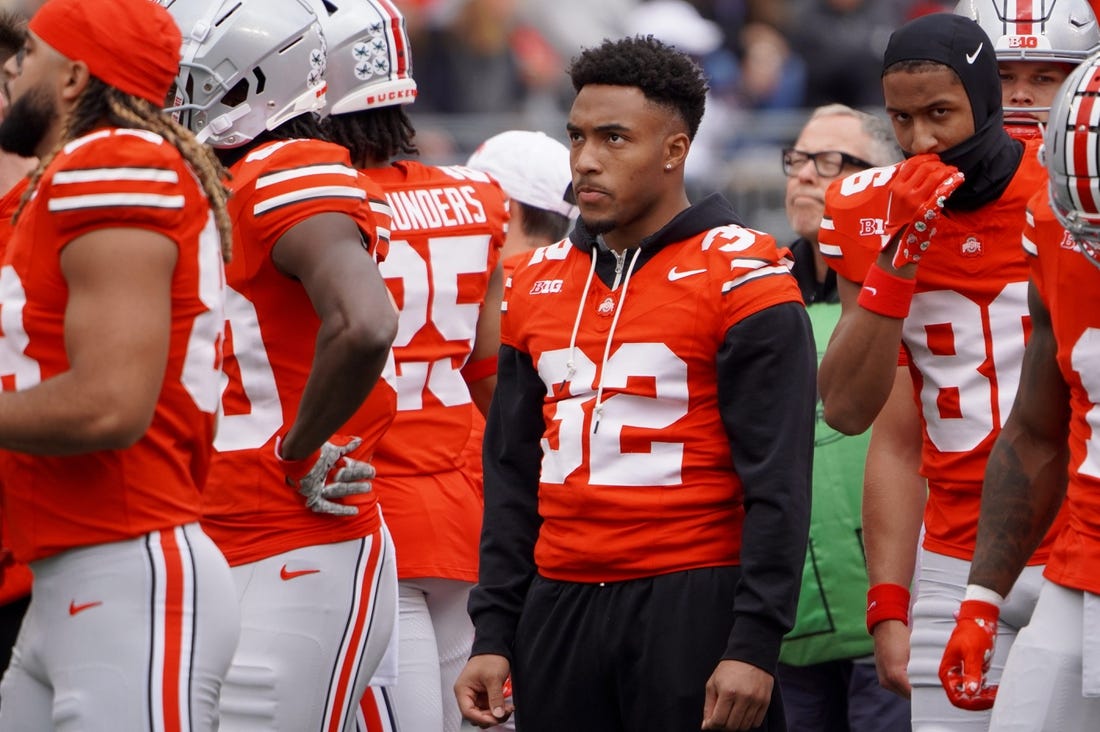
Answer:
[
  {"xmin": 530, "ymin": 279, "xmax": 563, "ymax": 295},
  {"xmin": 859, "ymin": 218, "xmax": 884, "ymax": 237}
]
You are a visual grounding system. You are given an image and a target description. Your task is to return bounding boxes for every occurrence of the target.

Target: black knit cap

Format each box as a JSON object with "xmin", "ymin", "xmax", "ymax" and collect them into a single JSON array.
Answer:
[{"xmin": 881, "ymin": 12, "xmax": 1020, "ymax": 211}]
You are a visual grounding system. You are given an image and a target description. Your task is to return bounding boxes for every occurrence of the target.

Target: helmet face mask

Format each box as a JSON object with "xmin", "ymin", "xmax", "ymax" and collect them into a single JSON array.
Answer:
[
  {"xmin": 305, "ymin": 0, "xmax": 417, "ymax": 116},
  {"xmin": 955, "ymin": 0, "xmax": 1100, "ymax": 116},
  {"xmin": 160, "ymin": 0, "xmax": 328, "ymax": 148},
  {"xmin": 1045, "ymin": 50, "xmax": 1100, "ymax": 270}
]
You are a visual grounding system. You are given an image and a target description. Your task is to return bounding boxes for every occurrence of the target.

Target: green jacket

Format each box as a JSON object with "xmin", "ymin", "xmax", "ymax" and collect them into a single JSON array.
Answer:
[{"xmin": 779, "ymin": 301, "xmax": 874, "ymax": 666}]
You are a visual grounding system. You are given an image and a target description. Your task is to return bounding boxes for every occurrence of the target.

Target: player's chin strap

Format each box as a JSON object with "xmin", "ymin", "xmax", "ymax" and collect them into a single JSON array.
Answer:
[{"xmin": 195, "ymin": 104, "xmax": 253, "ymax": 145}]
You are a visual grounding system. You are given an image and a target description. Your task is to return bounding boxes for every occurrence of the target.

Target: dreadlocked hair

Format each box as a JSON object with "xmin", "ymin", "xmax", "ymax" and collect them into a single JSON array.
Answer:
[
  {"xmin": 569, "ymin": 35, "xmax": 708, "ymax": 140},
  {"xmin": 320, "ymin": 106, "xmax": 418, "ymax": 167},
  {"xmin": 16, "ymin": 76, "xmax": 233, "ymax": 262}
]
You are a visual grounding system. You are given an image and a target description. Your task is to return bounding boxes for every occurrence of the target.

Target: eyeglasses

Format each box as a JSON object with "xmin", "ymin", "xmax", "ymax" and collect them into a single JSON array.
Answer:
[{"xmin": 781, "ymin": 148, "xmax": 875, "ymax": 178}]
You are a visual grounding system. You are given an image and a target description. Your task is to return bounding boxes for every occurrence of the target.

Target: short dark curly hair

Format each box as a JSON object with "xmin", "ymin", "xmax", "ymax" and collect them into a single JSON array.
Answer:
[{"xmin": 568, "ymin": 36, "xmax": 708, "ymax": 140}]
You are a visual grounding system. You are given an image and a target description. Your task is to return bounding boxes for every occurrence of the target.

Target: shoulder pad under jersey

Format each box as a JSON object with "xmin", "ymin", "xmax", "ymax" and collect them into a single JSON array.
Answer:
[{"xmin": 819, "ymin": 164, "xmax": 898, "ymax": 284}]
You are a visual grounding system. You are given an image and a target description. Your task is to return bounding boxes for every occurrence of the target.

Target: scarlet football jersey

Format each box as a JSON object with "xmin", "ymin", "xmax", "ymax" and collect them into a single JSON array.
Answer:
[
  {"xmin": 0, "ymin": 128, "xmax": 225, "ymax": 563},
  {"xmin": 201, "ymin": 138, "xmax": 397, "ymax": 566},
  {"xmin": 0, "ymin": 176, "xmax": 27, "ymax": 245},
  {"xmin": 504, "ymin": 225, "xmax": 802, "ymax": 582},
  {"xmin": 1024, "ymin": 190, "xmax": 1100, "ymax": 593},
  {"xmin": 0, "ymin": 177, "xmax": 32, "ymax": 600},
  {"xmin": 820, "ymin": 138, "xmax": 1058, "ymax": 562},
  {"xmin": 367, "ymin": 161, "xmax": 506, "ymax": 581}
]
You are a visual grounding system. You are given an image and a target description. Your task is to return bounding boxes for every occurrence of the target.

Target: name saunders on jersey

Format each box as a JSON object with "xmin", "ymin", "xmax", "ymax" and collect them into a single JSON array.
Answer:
[{"xmin": 386, "ymin": 184, "xmax": 488, "ymax": 232}]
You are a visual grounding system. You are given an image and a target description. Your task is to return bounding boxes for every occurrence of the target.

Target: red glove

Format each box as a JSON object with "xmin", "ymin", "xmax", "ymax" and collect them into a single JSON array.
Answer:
[
  {"xmin": 939, "ymin": 599, "xmax": 1000, "ymax": 710},
  {"xmin": 884, "ymin": 154, "xmax": 965, "ymax": 269},
  {"xmin": 275, "ymin": 434, "xmax": 374, "ymax": 516}
]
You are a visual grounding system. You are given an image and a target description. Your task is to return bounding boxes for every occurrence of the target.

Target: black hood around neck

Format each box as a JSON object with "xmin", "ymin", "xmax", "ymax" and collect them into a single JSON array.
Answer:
[
  {"xmin": 569, "ymin": 193, "xmax": 743, "ymax": 255},
  {"xmin": 566, "ymin": 194, "xmax": 746, "ymax": 286},
  {"xmin": 883, "ymin": 13, "xmax": 1022, "ymax": 211}
]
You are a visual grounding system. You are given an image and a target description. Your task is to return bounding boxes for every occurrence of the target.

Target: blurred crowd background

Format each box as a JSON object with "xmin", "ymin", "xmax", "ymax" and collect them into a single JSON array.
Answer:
[
  {"xmin": 390, "ymin": 0, "xmax": 958, "ymax": 242},
  {"xmin": 0, "ymin": 0, "xmax": 960, "ymax": 241}
]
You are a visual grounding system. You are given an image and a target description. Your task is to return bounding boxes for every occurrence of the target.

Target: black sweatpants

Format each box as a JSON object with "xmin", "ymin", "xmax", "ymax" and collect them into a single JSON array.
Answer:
[{"xmin": 511, "ymin": 566, "xmax": 786, "ymax": 732}]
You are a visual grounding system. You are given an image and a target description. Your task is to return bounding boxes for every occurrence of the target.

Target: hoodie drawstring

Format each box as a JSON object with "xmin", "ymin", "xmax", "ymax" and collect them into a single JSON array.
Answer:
[
  {"xmin": 559, "ymin": 249, "xmax": 598, "ymax": 393},
  {"xmin": 592, "ymin": 247, "xmax": 641, "ymax": 434}
]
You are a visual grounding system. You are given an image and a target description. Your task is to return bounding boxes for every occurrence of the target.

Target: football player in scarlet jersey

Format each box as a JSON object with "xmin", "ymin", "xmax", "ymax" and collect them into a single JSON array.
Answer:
[
  {"xmin": 454, "ymin": 36, "xmax": 816, "ymax": 732},
  {"xmin": 0, "ymin": 0, "xmax": 238, "ymax": 728},
  {"xmin": 0, "ymin": 9, "xmax": 38, "ymax": 684},
  {"xmin": 313, "ymin": 2, "xmax": 507, "ymax": 731},
  {"xmin": 937, "ymin": 52, "xmax": 1100, "ymax": 730},
  {"xmin": 815, "ymin": 13, "xmax": 1064, "ymax": 731},
  {"xmin": 164, "ymin": 0, "xmax": 400, "ymax": 729}
]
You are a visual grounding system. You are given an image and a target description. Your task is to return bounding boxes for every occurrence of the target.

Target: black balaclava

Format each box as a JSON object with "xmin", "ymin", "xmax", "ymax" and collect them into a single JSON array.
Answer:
[{"xmin": 882, "ymin": 13, "xmax": 1022, "ymax": 211}]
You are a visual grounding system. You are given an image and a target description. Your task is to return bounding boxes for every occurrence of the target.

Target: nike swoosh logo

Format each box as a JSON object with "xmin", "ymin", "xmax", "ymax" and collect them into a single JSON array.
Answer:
[
  {"xmin": 69, "ymin": 600, "xmax": 103, "ymax": 616},
  {"xmin": 280, "ymin": 565, "xmax": 321, "ymax": 581},
  {"xmin": 966, "ymin": 43, "xmax": 983, "ymax": 64},
  {"xmin": 864, "ymin": 286, "xmax": 878, "ymax": 296},
  {"xmin": 668, "ymin": 267, "xmax": 706, "ymax": 281}
]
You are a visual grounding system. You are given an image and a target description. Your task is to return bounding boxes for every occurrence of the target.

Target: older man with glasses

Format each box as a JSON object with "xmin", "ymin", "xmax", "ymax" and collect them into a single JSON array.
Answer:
[
  {"xmin": 781, "ymin": 105, "xmax": 901, "ymax": 305},
  {"xmin": 776, "ymin": 103, "xmax": 910, "ymax": 732}
]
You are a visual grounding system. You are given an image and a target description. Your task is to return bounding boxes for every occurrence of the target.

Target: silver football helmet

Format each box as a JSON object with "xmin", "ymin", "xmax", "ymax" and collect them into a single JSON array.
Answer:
[
  {"xmin": 1046, "ymin": 50, "xmax": 1100, "ymax": 269},
  {"xmin": 305, "ymin": 0, "xmax": 417, "ymax": 116},
  {"xmin": 161, "ymin": 0, "xmax": 328, "ymax": 148},
  {"xmin": 956, "ymin": 0, "xmax": 1100, "ymax": 64},
  {"xmin": 956, "ymin": 0, "xmax": 1100, "ymax": 118}
]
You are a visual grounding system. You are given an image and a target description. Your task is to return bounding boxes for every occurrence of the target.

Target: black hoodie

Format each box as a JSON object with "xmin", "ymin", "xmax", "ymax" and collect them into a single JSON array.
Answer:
[{"xmin": 469, "ymin": 193, "xmax": 816, "ymax": 676}]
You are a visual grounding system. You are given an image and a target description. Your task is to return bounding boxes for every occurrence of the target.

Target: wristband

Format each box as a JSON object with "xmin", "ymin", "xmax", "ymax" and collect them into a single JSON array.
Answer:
[
  {"xmin": 461, "ymin": 356, "xmax": 497, "ymax": 384},
  {"xmin": 274, "ymin": 434, "xmax": 320, "ymax": 485},
  {"xmin": 866, "ymin": 582, "xmax": 911, "ymax": 634},
  {"xmin": 857, "ymin": 263, "xmax": 916, "ymax": 319}
]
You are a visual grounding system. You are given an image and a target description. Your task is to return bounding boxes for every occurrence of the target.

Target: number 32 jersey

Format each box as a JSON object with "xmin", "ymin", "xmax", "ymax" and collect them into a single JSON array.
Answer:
[
  {"xmin": 1024, "ymin": 191, "xmax": 1100, "ymax": 594},
  {"xmin": 503, "ymin": 205, "xmax": 803, "ymax": 582},
  {"xmin": 0, "ymin": 129, "xmax": 225, "ymax": 562},
  {"xmin": 201, "ymin": 138, "xmax": 397, "ymax": 566},
  {"xmin": 820, "ymin": 138, "xmax": 1063, "ymax": 562}
]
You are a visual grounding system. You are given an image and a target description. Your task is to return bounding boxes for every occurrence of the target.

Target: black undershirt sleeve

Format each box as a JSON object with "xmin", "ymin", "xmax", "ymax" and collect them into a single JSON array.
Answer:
[
  {"xmin": 717, "ymin": 301, "xmax": 816, "ymax": 674},
  {"xmin": 467, "ymin": 344, "xmax": 546, "ymax": 661}
]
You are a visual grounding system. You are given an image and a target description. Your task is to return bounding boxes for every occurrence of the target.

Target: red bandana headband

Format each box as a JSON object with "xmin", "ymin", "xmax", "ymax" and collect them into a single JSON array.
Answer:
[{"xmin": 29, "ymin": 0, "xmax": 182, "ymax": 106}]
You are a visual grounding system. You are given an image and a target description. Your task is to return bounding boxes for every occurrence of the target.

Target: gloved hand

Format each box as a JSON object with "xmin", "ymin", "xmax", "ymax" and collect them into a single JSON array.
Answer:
[
  {"xmin": 884, "ymin": 154, "xmax": 965, "ymax": 269},
  {"xmin": 275, "ymin": 434, "xmax": 374, "ymax": 516},
  {"xmin": 939, "ymin": 598, "xmax": 1000, "ymax": 710}
]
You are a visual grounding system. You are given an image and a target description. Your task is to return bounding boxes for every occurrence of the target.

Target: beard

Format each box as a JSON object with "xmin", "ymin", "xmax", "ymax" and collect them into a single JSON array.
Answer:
[
  {"xmin": 580, "ymin": 215, "xmax": 616, "ymax": 236},
  {"xmin": 0, "ymin": 84, "xmax": 56, "ymax": 158}
]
